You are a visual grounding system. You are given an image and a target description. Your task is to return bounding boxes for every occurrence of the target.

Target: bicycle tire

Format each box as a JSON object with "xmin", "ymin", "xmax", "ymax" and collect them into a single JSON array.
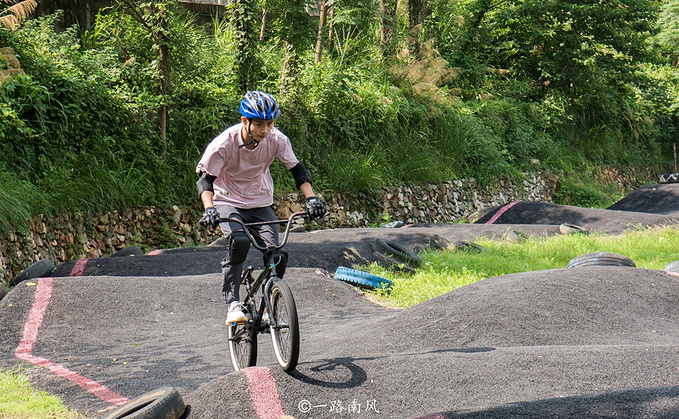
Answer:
[
  {"xmin": 270, "ymin": 281, "xmax": 300, "ymax": 372},
  {"xmin": 227, "ymin": 309, "xmax": 258, "ymax": 371},
  {"xmin": 334, "ymin": 266, "xmax": 393, "ymax": 290},
  {"xmin": 101, "ymin": 387, "xmax": 185, "ymax": 419},
  {"xmin": 373, "ymin": 239, "xmax": 421, "ymax": 267}
]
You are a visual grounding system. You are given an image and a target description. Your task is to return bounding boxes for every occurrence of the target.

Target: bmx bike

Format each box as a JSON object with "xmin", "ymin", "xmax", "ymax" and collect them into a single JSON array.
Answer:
[{"xmin": 219, "ymin": 210, "xmax": 305, "ymax": 372}]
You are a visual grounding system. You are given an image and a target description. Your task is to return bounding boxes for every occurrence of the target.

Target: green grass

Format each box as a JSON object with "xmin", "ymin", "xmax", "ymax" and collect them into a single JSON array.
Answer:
[
  {"xmin": 0, "ymin": 368, "xmax": 84, "ymax": 419},
  {"xmin": 364, "ymin": 225, "xmax": 679, "ymax": 308}
]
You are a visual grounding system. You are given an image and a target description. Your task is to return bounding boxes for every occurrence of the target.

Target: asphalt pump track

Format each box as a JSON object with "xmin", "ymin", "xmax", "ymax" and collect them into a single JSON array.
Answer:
[{"xmin": 3, "ymin": 183, "xmax": 679, "ymax": 418}]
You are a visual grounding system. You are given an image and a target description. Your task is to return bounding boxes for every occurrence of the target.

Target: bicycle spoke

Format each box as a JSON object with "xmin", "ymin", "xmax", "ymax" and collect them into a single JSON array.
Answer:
[{"xmin": 228, "ymin": 320, "xmax": 257, "ymax": 371}]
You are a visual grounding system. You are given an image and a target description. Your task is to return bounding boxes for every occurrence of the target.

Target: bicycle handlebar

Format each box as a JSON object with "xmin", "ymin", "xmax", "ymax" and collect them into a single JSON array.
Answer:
[{"xmin": 218, "ymin": 210, "xmax": 308, "ymax": 252}]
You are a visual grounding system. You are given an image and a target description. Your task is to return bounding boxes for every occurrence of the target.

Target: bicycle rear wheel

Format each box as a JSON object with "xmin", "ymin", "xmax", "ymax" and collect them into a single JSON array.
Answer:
[
  {"xmin": 269, "ymin": 281, "xmax": 299, "ymax": 372},
  {"xmin": 227, "ymin": 321, "xmax": 257, "ymax": 371}
]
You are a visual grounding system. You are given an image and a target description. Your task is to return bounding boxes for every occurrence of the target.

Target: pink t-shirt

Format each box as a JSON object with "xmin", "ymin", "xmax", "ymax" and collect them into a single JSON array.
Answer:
[{"xmin": 196, "ymin": 123, "xmax": 300, "ymax": 208}]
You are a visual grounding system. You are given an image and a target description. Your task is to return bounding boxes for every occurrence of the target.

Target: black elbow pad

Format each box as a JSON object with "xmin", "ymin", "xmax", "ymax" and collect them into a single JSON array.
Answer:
[
  {"xmin": 196, "ymin": 172, "xmax": 217, "ymax": 195},
  {"xmin": 289, "ymin": 162, "xmax": 312, "ymax": 189}
]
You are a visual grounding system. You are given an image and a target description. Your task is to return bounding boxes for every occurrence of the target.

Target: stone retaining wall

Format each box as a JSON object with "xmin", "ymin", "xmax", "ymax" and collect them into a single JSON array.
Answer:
[{"xmin": 0, "ymin": 173, "xmax": 556, "ymax": 287}]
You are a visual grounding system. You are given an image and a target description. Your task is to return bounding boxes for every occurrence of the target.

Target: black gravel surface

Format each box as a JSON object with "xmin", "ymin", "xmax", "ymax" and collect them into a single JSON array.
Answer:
[
  {"xmin": 607, "ymin": 183, "xmax": 679, "ymax": 214},
  {"xmin": 49, "ymin": 224, "xmax": 562, "ymax": 279},
  {"xmin": 474, "ymin": 200, "xmax": 679, "ymax": 233},
  {"xmin": 3, "ymin": 183, "xmax": 679, "ymax": 418}
]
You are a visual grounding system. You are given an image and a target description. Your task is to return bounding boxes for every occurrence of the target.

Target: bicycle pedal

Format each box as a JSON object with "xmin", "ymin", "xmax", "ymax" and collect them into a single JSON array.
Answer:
[{"xmin": 229, "ymin": 320, "xmax": 248, "ymax": 326}]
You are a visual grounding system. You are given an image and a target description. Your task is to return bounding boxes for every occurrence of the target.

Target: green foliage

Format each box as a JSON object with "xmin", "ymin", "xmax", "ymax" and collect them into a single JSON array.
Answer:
[
  {"xmin": 430, "ymin": 0, "xmax": 669, "ymax": 171},
  {"xmin": 470, "ymin": 97, "xmax": 557, "ymax": 170},
  {"xmin": 0, "ymin": 0, "xmax": 678, "ymax": 234},
  {"xmin": 651, "ymin": 0, "xmax": 679, "ymax": 63},
  {"xmin": 553, "ymin": 174, "xmax": 614, "ymax": 208},
  {"xmin": 0, "ymin": 169, "xmax": 37, "ymax": 234}
]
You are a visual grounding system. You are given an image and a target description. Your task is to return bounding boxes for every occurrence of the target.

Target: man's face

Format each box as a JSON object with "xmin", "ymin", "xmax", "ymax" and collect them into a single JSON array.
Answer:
[{"xmin": 242, "ymin": 117, "xmax": 275, "ymax": 142}]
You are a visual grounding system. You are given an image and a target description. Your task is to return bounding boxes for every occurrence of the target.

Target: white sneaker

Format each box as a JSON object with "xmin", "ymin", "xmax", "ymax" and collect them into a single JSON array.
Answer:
[{"xmin": 226, "ymin": 301, "xmax": 247, "ymax": 324}]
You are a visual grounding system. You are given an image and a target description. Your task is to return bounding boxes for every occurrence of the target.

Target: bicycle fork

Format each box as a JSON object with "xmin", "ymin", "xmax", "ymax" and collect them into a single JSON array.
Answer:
[{"xmin": 237, "ymin": 265, "xmax": 275, "ymax": 332}]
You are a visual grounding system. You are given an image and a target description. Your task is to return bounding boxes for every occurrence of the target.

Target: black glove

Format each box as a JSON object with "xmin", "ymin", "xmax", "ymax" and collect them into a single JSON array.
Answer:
[
  {"xmin": 199, "ymin": 207, "xmax": 221, "ymax": 227},
  {"xmin": 306, "ymin": 197, "xmax": 326, "ymax": 219}
]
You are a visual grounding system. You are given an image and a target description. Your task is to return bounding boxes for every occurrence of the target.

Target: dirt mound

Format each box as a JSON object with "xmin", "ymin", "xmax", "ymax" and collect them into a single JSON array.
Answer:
[
  {"xmin": 474, "ymin": 200, "xmax": 678, "ymax": 233},
  {"xmin": 179, "ymin": 266, "xmax": 679, "ymax": 418},
  {"xmin": 607, "ymin": 183, "xmax": 679, "ymax": 214}
]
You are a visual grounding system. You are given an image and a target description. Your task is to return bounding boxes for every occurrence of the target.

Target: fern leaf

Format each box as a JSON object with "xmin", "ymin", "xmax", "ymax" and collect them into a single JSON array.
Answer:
[
  {"xmin": 0, "ymin": 14, "xmax": 18, "ymax": 29},
  {"xmin": 0, "ymin": 0, "xmax": 37, "ymax": 29}
]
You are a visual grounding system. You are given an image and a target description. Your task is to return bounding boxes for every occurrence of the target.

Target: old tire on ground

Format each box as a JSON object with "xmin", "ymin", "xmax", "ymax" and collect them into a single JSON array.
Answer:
[
  {"xmin": 10, "ymin": 259, "xmax": 56, "ymax": 287},
  {"xmin": 559, "ymin": 223, "xmax": 589, "ymax": 235},
  {"xmin": 454, "ymin": 241, "xmax": 483, "ymax": 253},
  {"xmin": 659, "ymin": 173, "xmax": 679, "ymax": 184},
  {"xmin": 102, "ymin": 387, "xmax": 185, "ymax": 419},
  {"xmin": 505, "ymin": 230, "xmax": 527, "ymax": 244},
  {"xmin": 335, "ymin": 266, "xmax": 392, "ymax": 290},
  {"xmin": 567, "ymin": 252, "xmax": 636, "ymax": 268},
  {"xmin": 664, "ymin": 260, "xmax": 679, "ymax": 276},
  {"xmin": 373, "ymin": 239, "xmax": 421, "ymax": 267},
  {"xmin": 373, "ymin": 251, "xmax": 416, "ymax": 274},
  {"xmin": 110, "ymin": 245, "xmax": 143, "ymax": 257}
]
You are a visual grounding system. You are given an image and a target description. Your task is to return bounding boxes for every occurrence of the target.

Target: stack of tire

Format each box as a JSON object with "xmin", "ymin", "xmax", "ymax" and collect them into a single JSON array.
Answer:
[
  {"xmin": 0, "ymin": 258, "xmax": 56, "ymax": 302},
  {"xmin": 372, "ymin": 239, "xmax": 421, "ymax": 274}
]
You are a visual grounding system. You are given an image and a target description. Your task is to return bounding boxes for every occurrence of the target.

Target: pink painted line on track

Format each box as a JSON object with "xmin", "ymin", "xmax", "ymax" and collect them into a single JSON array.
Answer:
[
  {"xmin": 70, "ymin": 259, "xmax": 88, "ymax": 276},
  {"xmin": 243, "ymin": 366, "xmax": 285, "ymax": 419},
  {"xmin": 484, "ymin": 200, "xmax": 521, "ymax": 224},
  {"xmin": 14, "ymin": 277, "xmax": 130, "ymax": 406},
  {"xmin": 147, "ymin": 249, "xmax": 162, "ymax": 255}
]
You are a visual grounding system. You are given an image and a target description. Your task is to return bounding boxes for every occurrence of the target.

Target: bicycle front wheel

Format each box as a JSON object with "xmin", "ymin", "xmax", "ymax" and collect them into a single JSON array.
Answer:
[
  {"xmin": 269, "ymin": 281, "xmax": 300, "ymax": 372},
  {"xmin": 227, "ymin": 321, "xmax": 257, "ymax": 371}
]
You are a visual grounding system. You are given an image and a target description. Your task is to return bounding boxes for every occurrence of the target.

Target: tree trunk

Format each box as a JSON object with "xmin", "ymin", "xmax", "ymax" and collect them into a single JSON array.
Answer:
[
  {"xmin": 407, "ymin": 0, "xmax": 429, "ymax": 56},
  {"xmin": 459, "ymin": 0, "xmax": 492, "ymax": 54},
  {"xmin": 379, "ymin": 0, "xmax": 396, "ymax": 57},
  {"xmin": 158, "ymin": 7, "xmax": 170, "ymax": 158},
  {"xmin": 234, "ymin": 0, "xmax": 254, "ymax": 93},
  {"xmin": 260, "ymin": 7, "xmax": 267, "ymax": 41},
  {"xmin": 279, "ymin": 41, "xmax": 297, "ymax": 98},
  {"xmin": 328, "ymin": 6, "xmax": 334, "ymax": 44},
  {"xmin": 314, "ymin": 0, "xmax": 328, "ymax": 63}
]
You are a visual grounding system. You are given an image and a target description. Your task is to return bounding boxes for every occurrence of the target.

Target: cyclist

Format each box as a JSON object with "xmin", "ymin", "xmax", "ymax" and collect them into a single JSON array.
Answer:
[{"xmin": 196, "ymin": 91, "xmax": 326, "ymax": 325}]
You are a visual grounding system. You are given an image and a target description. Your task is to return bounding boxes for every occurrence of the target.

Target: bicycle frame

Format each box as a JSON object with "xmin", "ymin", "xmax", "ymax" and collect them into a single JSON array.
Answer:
[
  {"xmin": 221, "ymin": 210, "xmax": 306, "ymax": 372},
  {"xmin": 221, "ymin": 209, "xmax": 306, "ymax": 304}
]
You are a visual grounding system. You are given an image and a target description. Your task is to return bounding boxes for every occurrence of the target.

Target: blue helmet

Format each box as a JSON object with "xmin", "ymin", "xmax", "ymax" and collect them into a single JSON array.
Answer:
[{"xmin": 239, "ymin": 91, "xmax": 280, "ymax": 120}]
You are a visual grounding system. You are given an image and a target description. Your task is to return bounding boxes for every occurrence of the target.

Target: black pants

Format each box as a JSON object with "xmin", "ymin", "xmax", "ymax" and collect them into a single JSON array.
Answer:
[{"xmin": 214, "ymin": 203, "xmax": 278, "ymax": 305}]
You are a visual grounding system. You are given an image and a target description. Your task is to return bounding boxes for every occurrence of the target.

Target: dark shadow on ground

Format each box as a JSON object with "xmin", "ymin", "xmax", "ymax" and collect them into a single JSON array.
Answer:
[{"xmin": 428, "ymin": 385, "xmax": 679, "ymax": 419}]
